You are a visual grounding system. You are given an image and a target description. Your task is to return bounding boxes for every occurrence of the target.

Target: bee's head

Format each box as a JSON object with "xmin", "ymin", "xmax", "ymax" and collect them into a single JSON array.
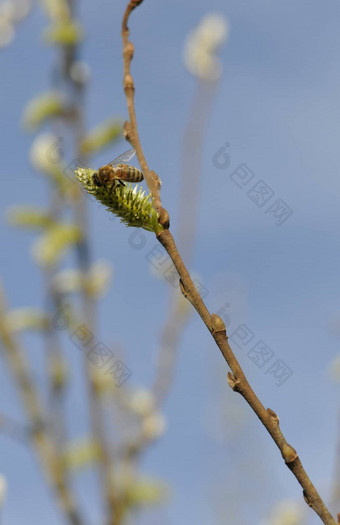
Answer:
[{"xmin": 92, "ymin": 172, "xmax": 100, "ymax": 186}]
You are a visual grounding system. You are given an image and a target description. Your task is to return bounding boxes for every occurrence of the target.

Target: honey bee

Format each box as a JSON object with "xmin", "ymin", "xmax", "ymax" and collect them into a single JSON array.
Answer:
[{"xmin": 92, "ymin": 148, "xmax": 144, "ymax": 192}]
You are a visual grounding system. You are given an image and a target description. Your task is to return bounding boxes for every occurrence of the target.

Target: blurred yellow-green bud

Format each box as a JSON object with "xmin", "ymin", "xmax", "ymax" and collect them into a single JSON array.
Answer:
[
  {"xmin": 41, "ymin": 0, "xmax": 70, "ymax": 23},
  {"xmin": 183, "ymin": 13, "xmax": 228, "ymax": 81},
  {"xmin": 329, "ymin": 355, "xmax": 340, "ymax": 383},
  {"xmin": 108, "ymin": 466, "xmax": 167, "ymax": 508},
  {"xmin": 141, "ymin": 412, "xmax": 166, "ymax": 441},
  {"xmin": 33, "ymin": 224, "xmax": 82, "ymax": 267},
  {"xmin": 125, "ymin": 476, "xmax": 168, "ymax": 508},
  {"xmin": 74, "ymin": 168, "xmax": 163, "ymax": 234},
  {"xmin": 80, "ymin": 119, "xmax": 123, "ymax": 156},
  {"xmin": 85, "ymin": 260, "xmax": 113, "ymax": 298},
  {"xmin": 262, "ymin": 499, "xmax": 306, "ymax": 525},
  {"xmin": 49, "ymin": 354, "xmax": 69, "ymax": 391},
  {"xmin": 51, "ymin": 260, "xmax": 112, "ymax": 298},
  {"xmin": 23, "ymin": 92, "xmax": 65, "ymax": 129},
  {"xmin": 30, "ymin": 133, "xmax": 63, "ymax": 176},
  {"xmin": 52, "ymin": 269, "xmax": 83, "ymax": 294},
  {"xmin": 69, "ymin": 61, "xmax": 91, "ymax": 87},
  {"xmin": 5, "ymin": 308, "xmax": 50, "ymax": 333},
  {"xmin": 63, "ymin": 437, "xmax": 101, "ymax": 472},
  {"xmin": 89, "ymin": 367, "xmax": 117, "ymax": 396},
  {"xmin": 30, "ymin": 134, "xmax": 77, "ymax": 197},
  {"xmin": 0, "ymin": 14, "xmax": 14, "ymax": 47},
  {"xmin": 43, "ymin": 21, "xmax": 83, "ymax": 46},
  {"xmin": 7, "ymin": 206, "xmax": 55, "ymax": 230},
  {"xmin": 128, "ymin": 388, "xmax": 155, "ymax": 417},
  {"xmin": 0, "ymin": 0, "xmax": 31, "ymax": 48}
]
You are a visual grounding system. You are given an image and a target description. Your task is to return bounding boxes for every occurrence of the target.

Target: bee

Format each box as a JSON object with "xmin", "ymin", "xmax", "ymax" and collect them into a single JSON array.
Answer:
[{"xmin": 92, "ymin": 148, "xmax": 144, "ymax": 192}]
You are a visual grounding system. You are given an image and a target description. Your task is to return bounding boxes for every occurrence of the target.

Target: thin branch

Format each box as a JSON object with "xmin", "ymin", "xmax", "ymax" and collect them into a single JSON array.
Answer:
[
  {"xmin": 43, "ymin": 192, "xmax": 67, "ymax": 450},
  {"xmin": 0, "ymin": 286, "xmax": 83, "ymax": 525},
  {"xmin": 121, "ymin": 0, "xmax": 169, "ymax": 229},
  {"xmin": 62, "ymin": 3, "xmax": 117, "ymax": 520},
  {"xmin": 120, "ymin": 2, "xmax": 337, "ymax": 523},
  {"xmin": 175, "ymin": 81, "xmax": 218, "ymax": 262},
  {"xmin": 157, "ymin": 229, "xmax": 336, "ymax": 525},
  {"xmin": 152, "ymin": 81, "xmax": 218, "ymax": 405}
]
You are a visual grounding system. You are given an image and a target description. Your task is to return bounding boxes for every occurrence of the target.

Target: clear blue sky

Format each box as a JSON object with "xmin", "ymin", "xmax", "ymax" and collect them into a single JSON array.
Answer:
[{"xmin": 1, "ymin": 1, "xmax": 340, "ymax": 523}]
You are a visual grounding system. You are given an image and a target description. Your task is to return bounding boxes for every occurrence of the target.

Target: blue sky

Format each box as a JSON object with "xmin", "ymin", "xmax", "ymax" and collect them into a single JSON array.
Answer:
[{"xmin": 1, "ymin": 1, "xmax": 340, "ymax": 523}]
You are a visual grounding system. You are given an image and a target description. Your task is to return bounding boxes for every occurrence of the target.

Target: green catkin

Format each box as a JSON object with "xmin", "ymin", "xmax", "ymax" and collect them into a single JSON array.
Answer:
[{"xmin": 74, "ymin": 168, "xmax": 163, "ymax": 235}]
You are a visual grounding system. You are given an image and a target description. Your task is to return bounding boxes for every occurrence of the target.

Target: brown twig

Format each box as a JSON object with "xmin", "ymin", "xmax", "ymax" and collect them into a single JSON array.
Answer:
[
  {"xmin": 157, "ymin": 229, "xmax": 336, "ymax": 524},
  {"xmin": 120, "ymin": 2, "xmax": 337, "ymax": 523},
  {"xmin": 121, "ymin": 0, "xmax": 169, "ymax": 229}
]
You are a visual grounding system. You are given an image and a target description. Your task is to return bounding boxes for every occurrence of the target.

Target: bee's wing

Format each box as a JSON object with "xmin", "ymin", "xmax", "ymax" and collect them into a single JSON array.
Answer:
[{"xmin": 108, "ymin": 148, "xmax": 136, "ymax": 167}]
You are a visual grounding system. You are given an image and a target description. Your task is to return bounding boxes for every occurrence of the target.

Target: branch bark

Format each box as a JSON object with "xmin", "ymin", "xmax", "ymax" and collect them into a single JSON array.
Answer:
[
  {"xmin": 121, "ymin": 0, "xmax": 169, "ymax": 229},
  {"xmin": 120, "ymin": 1, "xmax": 337, "ymax": 523},
  {"xmin": 157, "ymin": 229, "xmax": 336, "ymax": 524}
]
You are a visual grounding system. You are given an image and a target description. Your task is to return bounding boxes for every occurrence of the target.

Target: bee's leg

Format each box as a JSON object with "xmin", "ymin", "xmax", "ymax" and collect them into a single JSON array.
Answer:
[
  {"xmin": 109, "ymin": 180, "xmax": 125, "ymax": 194},
  {"xmin": 114, "ymin": 180, "xmax": 125, "ymax": 190},
  {"xmin": 92, "ymin": 173, "xmax": 101, "ymax": 186}
]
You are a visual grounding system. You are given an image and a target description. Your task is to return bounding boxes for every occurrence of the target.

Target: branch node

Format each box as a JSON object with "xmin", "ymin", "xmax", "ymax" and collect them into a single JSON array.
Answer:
[
  {"xmin": 158, "ymin": 207, "xmax": 170, "ymax": 229},
  {"xmin": 211, "ymin": 314, "xmax": 226, "ymax": 334},
  {"xmin": 123, "ymin": 41, "xmax": 134, "ymax": 60},
  {"xmin": 227, "ymin": 371, "xmax": 241, "ymax": 392},
  {"xmin": 123, "ymin": 120, "xmax": 133, "ymax": 142},
  {"xmin": 267, "ymin": 407, "xmax": 279, "ymax": 424},
  {"xmin": 123, "ymin": 74, "xmax": 135, "ymax": 95},
  {"xmin": 179, "ymin": 279, "xmax": 187, "ymax": 298},
  {"xmin": 282, "ymin": 442, "xmax": 298, "ymax": 463},
  {"xmin": 303, "ymin": 490, "xmax": 313, "ymax": 507},
  {"xmin": 150, "ymin": 170, "xmax": 161, "ymax": 189}
]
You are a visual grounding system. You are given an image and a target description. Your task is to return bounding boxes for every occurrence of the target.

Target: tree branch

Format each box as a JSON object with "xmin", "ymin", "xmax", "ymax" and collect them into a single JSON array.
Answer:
[
  {"xmin": 121, "ymin": 0, "xmax": 169, "ymax": 229},
  {"xmin": 63, "ymin": 4, "xmax": 117, "ymax": 520},
  {"xmin": 0, "ymin": 286, "xmax": 83, "ymax": 525},
  {"xmin": 157, "ymin": 229, "xmax": 336, "ymax": 524},
  {"xmin": 120, "ymin": 2, "xmax": 337, "ymax": 523}
]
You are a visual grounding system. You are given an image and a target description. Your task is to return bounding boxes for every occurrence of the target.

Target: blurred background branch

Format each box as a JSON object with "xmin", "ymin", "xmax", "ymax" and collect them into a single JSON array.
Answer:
[
  {"xmin": 0, "ymin": 1, "xmax": 339, "ymax": 524},
  {"xmin": 152, "ymin": 14, "xmax": 228, "ymax": 406}
]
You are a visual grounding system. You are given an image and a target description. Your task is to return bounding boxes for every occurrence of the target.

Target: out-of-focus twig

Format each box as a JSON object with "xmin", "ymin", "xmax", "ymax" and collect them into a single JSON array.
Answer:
[
  {"xmin": 0, "ymin": 285, "xmax": 83, "ymax": 525},
  {"xmin": 330, "ymin": 411, "xmax": 340, "ymax": 515},
  {"xmin": 153, "ymin": 65, "xmax": 222, "ymax": 405},
  {"xmin": 60, "ymin": 1, "xmax": 117, "ymax": 522},
  {"xmin": 43, "ymin": 192, "xmax": 68, "ymax": 449}
]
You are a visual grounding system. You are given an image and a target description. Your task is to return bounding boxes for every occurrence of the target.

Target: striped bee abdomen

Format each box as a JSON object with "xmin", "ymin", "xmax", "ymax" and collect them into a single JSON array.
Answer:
[
  {"xmin": 114, "ymin": 164, "xmax": 144, "ymax": 183},
  {"xmin": 93, "ymin": 164, "xmax": 144, "ymax": 189}
]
